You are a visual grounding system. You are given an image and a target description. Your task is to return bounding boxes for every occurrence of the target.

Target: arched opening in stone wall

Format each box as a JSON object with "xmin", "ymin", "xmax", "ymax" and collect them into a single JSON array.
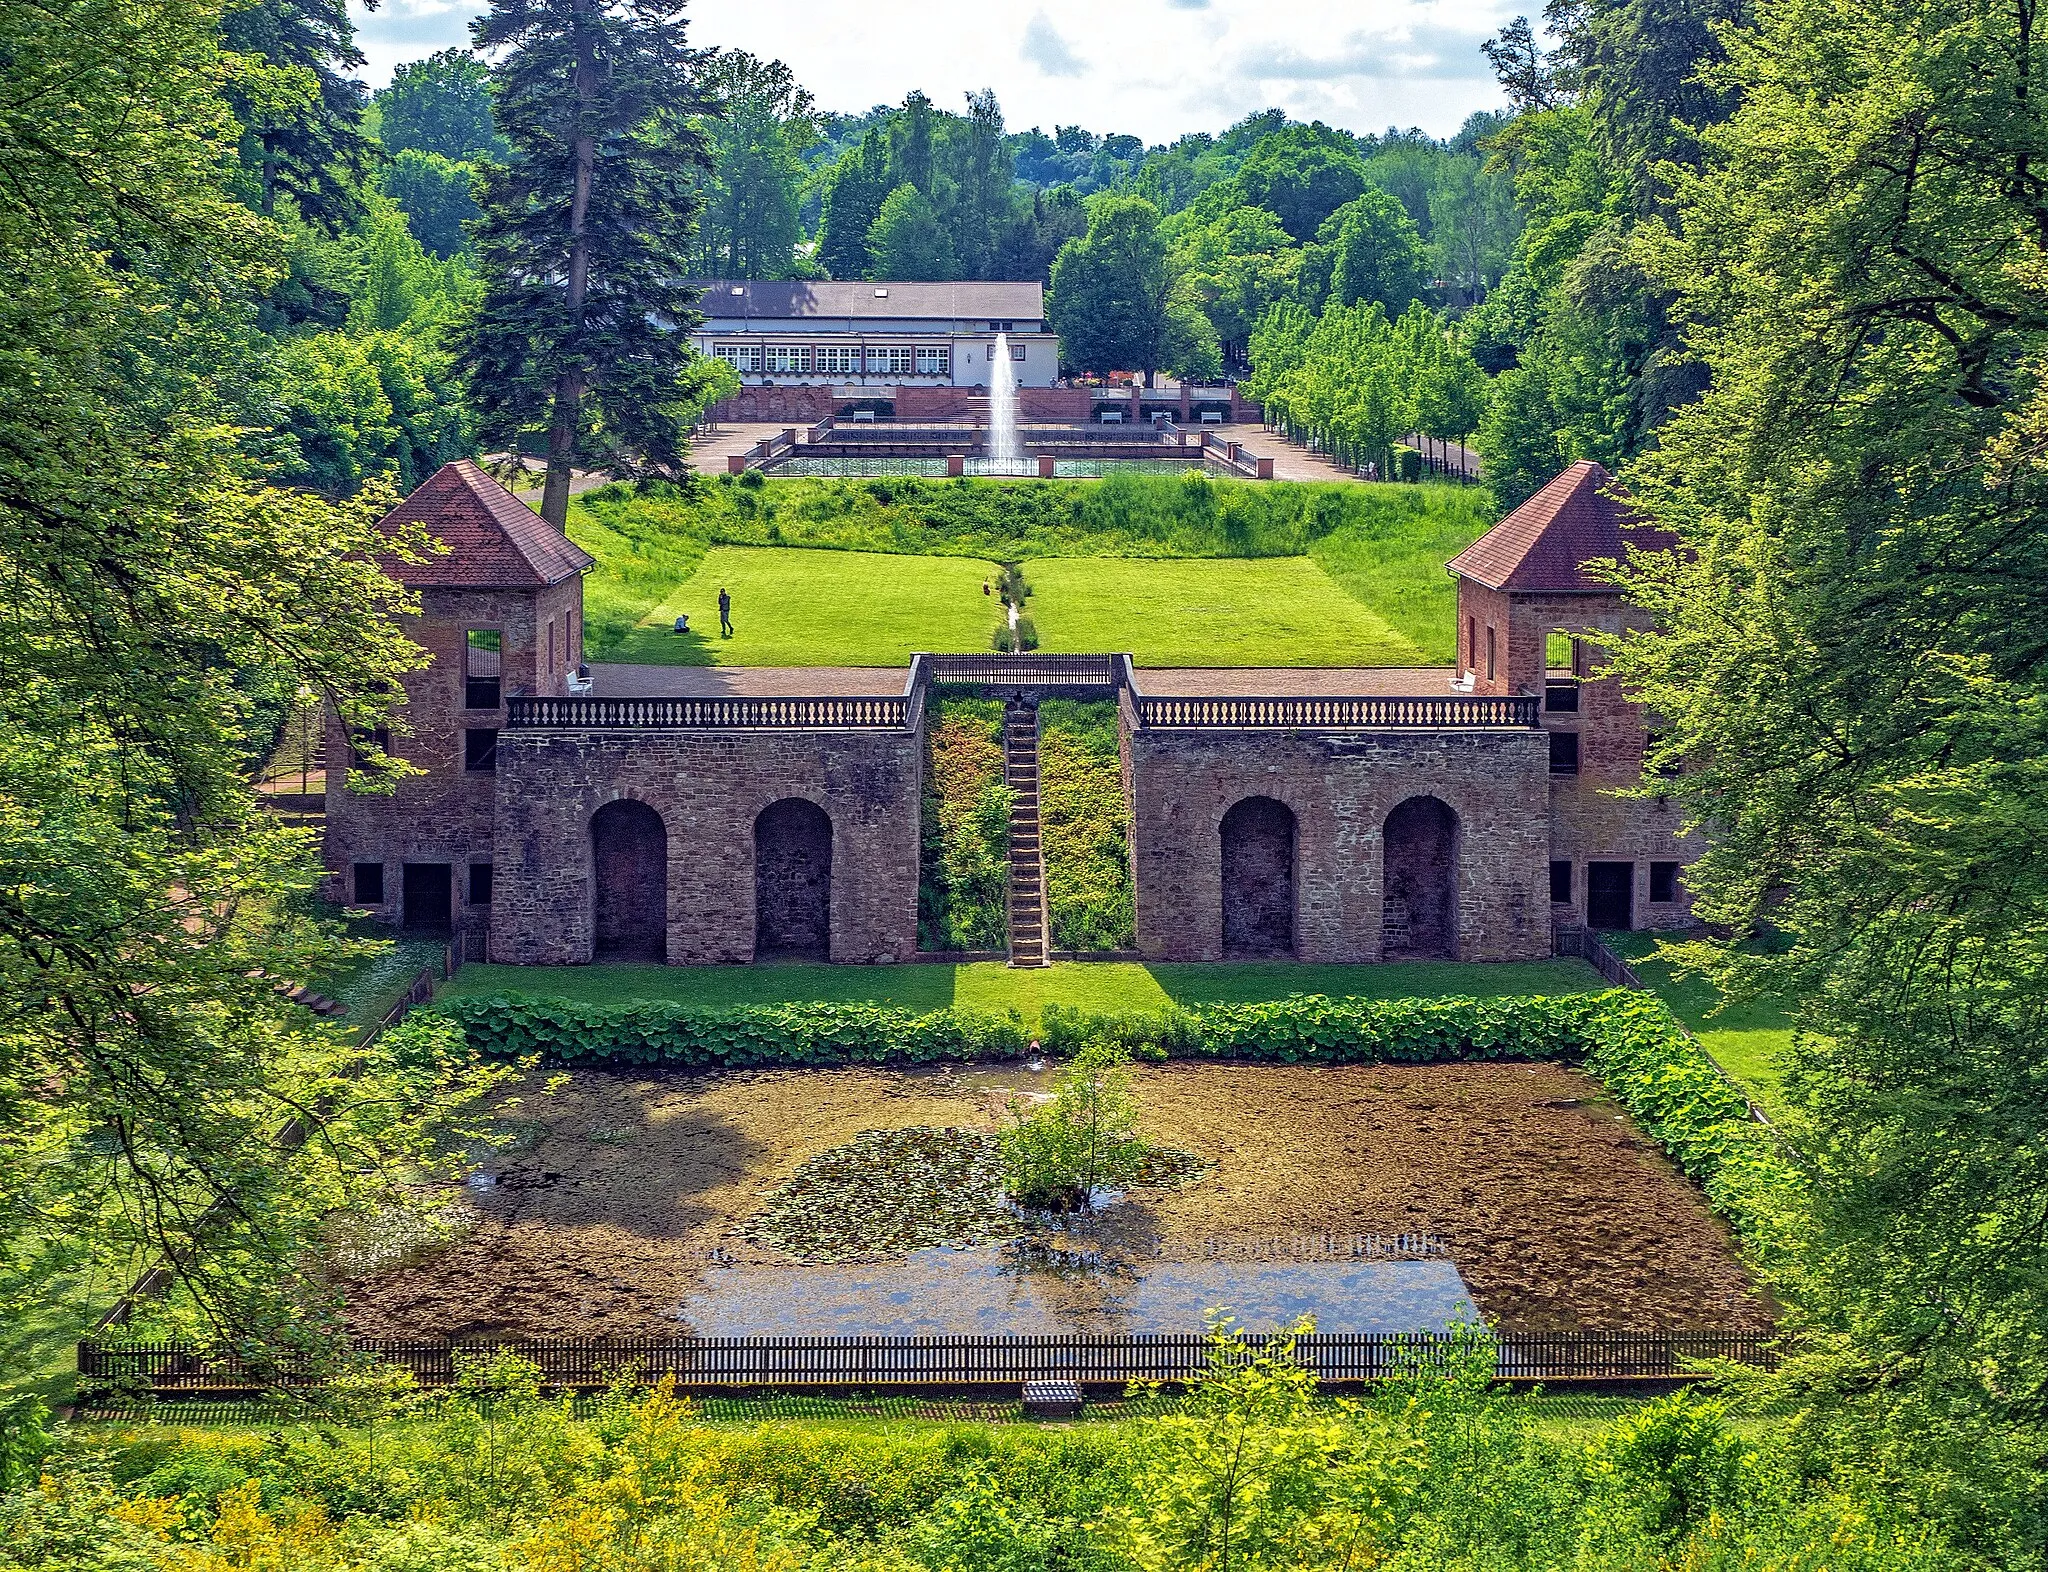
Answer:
[
  {"xmin": 1382, "ymin": 795, "xmax": 1460, "ymax": 960},
  {"xmin": 591, "ymin": 799, "xmax": 668, "ymax": 962},
  {"xmin": 755, "ymin": 798, "xmax": 832, "ymax": 960},
  {"xmin": 1220, "ymin": 796, "xmax": 1296, "ymax": 958}
]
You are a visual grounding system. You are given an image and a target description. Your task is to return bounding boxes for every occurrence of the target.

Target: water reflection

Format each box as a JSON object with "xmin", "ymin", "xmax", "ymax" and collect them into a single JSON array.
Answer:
[{"xmin": 675, "ymin": 1247, "xmax": 1477, "ymax": 1336}]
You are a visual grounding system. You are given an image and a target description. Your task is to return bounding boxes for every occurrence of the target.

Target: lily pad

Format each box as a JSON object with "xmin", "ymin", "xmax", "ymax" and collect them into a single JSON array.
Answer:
[
  {"xmin": 735, "ymin": 1126, "xmax": 1213, "ymax": 1264},
  {"xmin": 736, "ymin": 1126, "xmax": 1019, "ymax": 1262}
]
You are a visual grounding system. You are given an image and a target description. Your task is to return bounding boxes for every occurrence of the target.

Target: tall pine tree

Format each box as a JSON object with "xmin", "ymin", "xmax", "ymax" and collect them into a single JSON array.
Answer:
[
  {"xmin": 458, "ymin": 0, "xmax": 723, "ymax": 527},
  {"xmin": 221, "ymin": 0, "xmax": 380, "ymax": 230}
]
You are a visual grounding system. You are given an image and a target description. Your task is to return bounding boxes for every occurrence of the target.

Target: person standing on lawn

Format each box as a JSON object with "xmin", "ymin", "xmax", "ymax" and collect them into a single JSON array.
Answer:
[{"xmin": 718, "ymin": 586, "xmax": 732, "ymax": 637}]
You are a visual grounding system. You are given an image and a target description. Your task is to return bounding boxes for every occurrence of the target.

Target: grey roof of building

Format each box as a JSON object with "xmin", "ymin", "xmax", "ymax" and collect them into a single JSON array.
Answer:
[{"xmin": 691, "ymin": 280, "xmax": 1044, "ymax": 321}]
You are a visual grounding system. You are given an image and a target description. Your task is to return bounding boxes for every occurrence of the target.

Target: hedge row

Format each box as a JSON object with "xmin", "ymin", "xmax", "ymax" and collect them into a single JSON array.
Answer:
[
  {"xmin": 442, "ymin": 991, "xmax": 1613, "ymax": 1070},
  {"xmin": 438, "ymin": 987, "xmax": 1802, "ymax": 1261}
]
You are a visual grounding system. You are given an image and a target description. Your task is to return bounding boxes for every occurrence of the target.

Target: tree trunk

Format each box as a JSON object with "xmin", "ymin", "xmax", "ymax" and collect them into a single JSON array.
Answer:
[{"xmin": 542, "ymin": 0, "xmax": 599, "ymax": 531}]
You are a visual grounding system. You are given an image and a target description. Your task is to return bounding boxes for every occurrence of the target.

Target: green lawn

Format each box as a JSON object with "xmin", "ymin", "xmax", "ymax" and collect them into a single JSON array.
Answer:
[
  {"xmin": 565, "ymin": 477, "xmax": 1487, "ymax": 669},
  {"xmin": 1606, "ymin": 932, "xmax": 1799, "ymax": 1121},
  {"xmin": 441, "ymin": 958, "xmax": 1605, "ymax": 1024},
  {"xmin": 608, "ymin": 546, "xmax": 1006, "ymax": 666},
  {"xmin": 1024, "ymin": 556, "xmax": 1430, "ymax": 666}
]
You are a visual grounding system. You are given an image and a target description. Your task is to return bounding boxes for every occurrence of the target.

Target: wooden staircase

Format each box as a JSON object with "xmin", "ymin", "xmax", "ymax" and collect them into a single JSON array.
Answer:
[{"xmin": 1004, "ymin": 698, "xmax": 1050, "ymax": 967}]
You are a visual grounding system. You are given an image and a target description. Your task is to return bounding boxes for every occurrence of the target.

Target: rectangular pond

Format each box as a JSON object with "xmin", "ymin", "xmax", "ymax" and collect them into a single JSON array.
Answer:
[{"xmin": 675, "ymin": 1246, "xmax": 1479, "ymax": 1337}]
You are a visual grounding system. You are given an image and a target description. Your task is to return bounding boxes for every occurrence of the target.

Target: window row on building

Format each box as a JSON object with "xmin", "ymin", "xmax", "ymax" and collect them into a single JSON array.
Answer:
[
  {"xmin": 708, "ymin": 340, "xmax": 1033, "ymax": 377},
  {"xmin": 711, "ymin": 343, "xmax": 961, "ymax": 376}
]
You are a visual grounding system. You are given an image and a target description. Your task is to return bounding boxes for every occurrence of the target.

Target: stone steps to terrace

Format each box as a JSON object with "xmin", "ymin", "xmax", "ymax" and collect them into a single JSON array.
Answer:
[{"xmin": 1003, "ymin": 699, "xmax": 1050, "ymax": 968}]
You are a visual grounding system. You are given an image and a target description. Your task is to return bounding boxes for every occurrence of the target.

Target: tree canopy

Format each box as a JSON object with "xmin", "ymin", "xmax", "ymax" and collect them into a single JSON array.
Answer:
[{"xmin": 457, "ymin": 0, "xmax": 726, "ymax": 526}]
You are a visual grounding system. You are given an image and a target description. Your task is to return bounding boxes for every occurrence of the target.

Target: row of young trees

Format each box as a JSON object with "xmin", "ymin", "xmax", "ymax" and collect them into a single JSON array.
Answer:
[{"xmin": 1244, "ymin": 301, "xmax": 1489, "ymax": 477}]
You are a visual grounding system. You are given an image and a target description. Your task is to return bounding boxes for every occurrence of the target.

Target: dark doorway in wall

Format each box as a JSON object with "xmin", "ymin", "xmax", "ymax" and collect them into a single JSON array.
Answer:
[
  {"xmin": 401, "ymin": 862, "xmax": 452, "ymax": 932},
  {"xmin": 1221, "ymin": 796, "xmax": 1296, "ymax": 958},
  {"xmin": 1587, "ymin": 861, "xmax": 1635, "ymax": 931},
  {"xmin": 1382, "ymin": 796, "xmax": 1460, "ymax": 960},
  {"xmin": 592, "ymin": 800, "xmax": 668, "ymax": 962},
  {"xmin": 755, "ymin": 798, "xmax": 832, "ymax": 960}
]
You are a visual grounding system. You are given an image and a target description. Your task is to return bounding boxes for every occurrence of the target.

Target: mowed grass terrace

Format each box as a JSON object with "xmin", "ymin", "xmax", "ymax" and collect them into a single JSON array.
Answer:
[
  {"xmin": 568, "ymin": 474, "xmax": 1492, "ymax": 668},
  {"xmin": 441, "ymin": 957, "xmax": 1608, "ymax": 1021}
]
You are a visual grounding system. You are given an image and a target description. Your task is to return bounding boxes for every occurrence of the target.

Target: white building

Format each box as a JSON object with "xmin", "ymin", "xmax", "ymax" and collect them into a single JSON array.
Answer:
[{"xmin": 689, "ymin": 280, "xmax": 1059, "ymax": 391}]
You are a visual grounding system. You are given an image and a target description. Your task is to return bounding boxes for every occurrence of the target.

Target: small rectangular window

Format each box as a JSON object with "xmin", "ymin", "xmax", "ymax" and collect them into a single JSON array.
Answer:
[
  {"xmin": 1645, "ymin": 731, "xmax": 1683, "ymax": 778},
  {"xmin": 1467, "ymin": 616, "xmax": 1477, "ymax": 673},
  {"xmin": 1549, "ymin": 730, "xmax": 1581, "ymax": 775},
  {"xmin": 1011, "ymin": 342, "xmax": 1027, "ymax": 361},
  {"xmin": 1549, "ymin": 859, "xmax": 1573, "ymax": 903},
  {"xmin": 915, "ymin": 345, "xmax": 950, "ymax": 376},
  {"xmin": 470, "ymin": 861, "xmax": 494, "ymax": 905},
  {"xmin": 1485, "ymin": 626, "xmax": 1497, "ymax": 682},
  {"xmin": 465, "ymin": 629, "xmax": 502, "ymax": 709},
  {"xmin": 1650, "ymin": 861, "xmax": 1680, "ymax": 903},
  {"xmin": 815, "ymin": 344, "xmax": 857, "ymax": 376},
  {"xmin": 547, "ymin": 619, "xmax": 556, "ymax": 675},
  {"xmin": 464, "ymin": 727, "xmax": 498, "ymax": 773},
  {"xmin": 352, "ymin": 861, "xmax": 384, "ymax": 904},
  {"xmin": 348, "ymin": 726, "xmax": 392, "ymax": 769},
  {"xmin": 1545, "ymin": 678, "xmax": 1579, "ymax": 713}
]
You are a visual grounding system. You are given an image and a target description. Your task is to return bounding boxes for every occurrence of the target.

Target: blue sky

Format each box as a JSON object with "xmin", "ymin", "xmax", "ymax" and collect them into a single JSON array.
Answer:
[{"xmin": 349, "ymin": 1, "xmax": 1516, "ymax": 142}]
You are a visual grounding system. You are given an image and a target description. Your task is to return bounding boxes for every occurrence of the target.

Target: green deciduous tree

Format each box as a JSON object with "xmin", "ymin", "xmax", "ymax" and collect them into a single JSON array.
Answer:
[
  {"xmin": 0, "ymin": 0, "xmax": 503, "ymax": 1416},
  {"xmin": 1319, "ymin": 187, "xmax": 1429, "ymax": 316},
  {"xmin": 865, "ymin": 183, "xmax": 958, "ymax": 280},
  {"xmin": 818, "ymin": 128, "xmax": 890, "ymax": 279},
  {"xmin": 1167, "ymin": 205, "xmax": 1301, "ymax": 369},
  {"xmin": 382, "ymin": 148, "xmax": 482, "ymax": 259},
  {"xmin": 459, "ymin": 0, "xmax": 726, "ymax": 528},
  {"xmin": 1050, "ymin": 194, "xmax": 1198, "ymax": 382},
  {"xmin": 1603, "ymin": 0, "xmax": 2048, "ymax": 1552},
  {"xmin": 1237, "ymin": 123, "xmax": 1370, "ymax": 242},
  {"xmin": 691, "ymin": 51, "xmax": 817, "ymax": 279},
  {"xmin": 373, "ymin": 47, "xmax": 509, "ymax": 163}
]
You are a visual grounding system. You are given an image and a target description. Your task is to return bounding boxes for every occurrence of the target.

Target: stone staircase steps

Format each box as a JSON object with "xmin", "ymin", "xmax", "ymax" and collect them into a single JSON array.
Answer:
[{"xmin": 1003, "ymin": 699, "xmax": 1050, "ymax": 968}]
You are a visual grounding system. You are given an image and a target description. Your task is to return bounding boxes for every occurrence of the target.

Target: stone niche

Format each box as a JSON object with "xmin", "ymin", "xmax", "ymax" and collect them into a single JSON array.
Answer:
[
  {"xmin": 1128, "ymin": 725, "xmax": 1551, "ymax": 964},
  {"xmin": 490, "ymin": 728, "xmax": 920, "ymax": 965}
]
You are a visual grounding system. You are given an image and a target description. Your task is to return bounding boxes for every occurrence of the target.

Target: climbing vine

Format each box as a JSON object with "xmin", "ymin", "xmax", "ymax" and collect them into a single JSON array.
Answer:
[
  {"xmin": 917, "ymin": 694, "xmax": 1011, "ymax": 950},
  {"xmin": 1038, "ymin": 700, "xmax": 1135, "ymax": 951}
]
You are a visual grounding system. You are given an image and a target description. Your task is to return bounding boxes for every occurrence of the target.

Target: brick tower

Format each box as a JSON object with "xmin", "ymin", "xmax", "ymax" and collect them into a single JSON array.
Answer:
[
  {"xmin": 1446, "ymin": 461, "xmax": 1701, "ymax": 931},
  {"xmin": 324, "ymin": 461, "xmax": 593, "ymax": 940}
]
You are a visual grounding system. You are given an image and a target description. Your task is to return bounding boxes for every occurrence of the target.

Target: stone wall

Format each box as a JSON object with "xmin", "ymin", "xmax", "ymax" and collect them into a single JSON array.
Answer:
[
  {"xmin": 490, "ymin": 727, "xmax": 921, "ymax": 965},
  {"xmin": 325, "ymin": 578, "xmax": 581, "ymax": 937},
  {"xmin": 706, "ymin": 385, "xmax": 841, "ymax": 424},
  {"xmin": 1127, "ymin": 725, "xmax": 1552, "ymax": 963},
  {"xmin": 1457, "ymin": 580, "xmax": 1706, "ymax": 929}
]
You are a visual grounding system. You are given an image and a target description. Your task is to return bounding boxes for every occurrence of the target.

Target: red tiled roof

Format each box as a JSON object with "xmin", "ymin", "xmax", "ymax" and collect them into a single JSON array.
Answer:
[
  {"xmin": 376, "ymin": 460, "xmax": 594, "ymax": 589},
  {"xmin": 1446, "ymin": 460, "xmax": 1675, "ymax": 593}
]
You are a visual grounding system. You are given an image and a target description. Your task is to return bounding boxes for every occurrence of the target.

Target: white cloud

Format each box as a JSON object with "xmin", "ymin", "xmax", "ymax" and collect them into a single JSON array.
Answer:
[
  {"xmin": 348, "ymin": 0, "xmax": 1514, "ymax": 141},
  {"xmin": 1021, "ymin": 12, "xmax": 1088, "ymax": 77}
]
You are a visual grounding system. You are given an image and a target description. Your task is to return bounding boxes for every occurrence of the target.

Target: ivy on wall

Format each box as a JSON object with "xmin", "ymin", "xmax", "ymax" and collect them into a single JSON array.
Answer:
[
  {"xmin": 917, "ymin": 694, "xmax": 1011, "ymax": 951},
  {"xmin": 1037, "ymin": 700, "xmax": 1135, "ymax": 952}
]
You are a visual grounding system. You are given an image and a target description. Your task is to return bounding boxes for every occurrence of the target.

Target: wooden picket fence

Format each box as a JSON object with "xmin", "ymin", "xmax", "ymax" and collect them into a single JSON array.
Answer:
[{"xmin": 79, "ymin": 1329, "xmax": 1777, "ymax": 1396}]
